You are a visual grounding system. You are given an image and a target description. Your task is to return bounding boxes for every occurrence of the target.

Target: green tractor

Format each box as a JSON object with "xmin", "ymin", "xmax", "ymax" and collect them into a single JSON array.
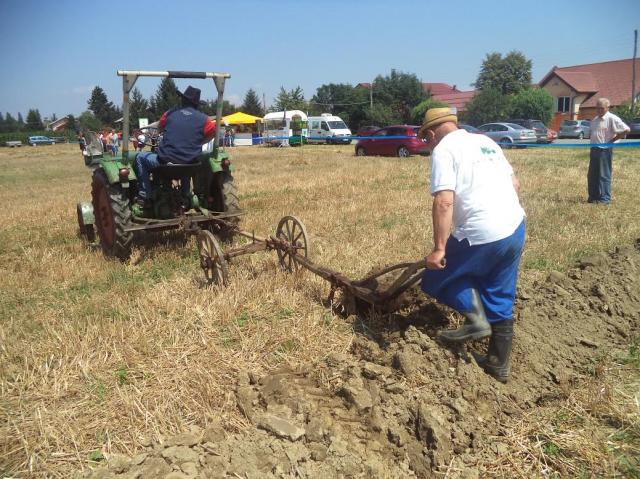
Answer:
[{"xmin": 76, "ymin": 70, "xmax": 240, "ymax": 259}]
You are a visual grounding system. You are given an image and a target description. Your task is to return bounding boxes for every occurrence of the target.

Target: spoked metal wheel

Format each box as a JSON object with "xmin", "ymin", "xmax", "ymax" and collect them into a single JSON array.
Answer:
[
  {"xmin": 197, "ymin": 230, "xmax": 229, "ymax": 286},
  {"xmin": 275, "ymin": 215, "xmax": 309, "ymax": 272}
]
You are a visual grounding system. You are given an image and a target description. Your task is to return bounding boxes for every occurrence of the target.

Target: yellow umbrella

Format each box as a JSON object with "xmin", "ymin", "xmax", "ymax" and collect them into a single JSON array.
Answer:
[{"xmin": 219, "ymin": 111, "xmax": 262, "ymax": 125}]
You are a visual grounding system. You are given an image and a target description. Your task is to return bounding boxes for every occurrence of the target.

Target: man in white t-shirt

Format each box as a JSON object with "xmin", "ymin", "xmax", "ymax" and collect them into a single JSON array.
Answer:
[
  {"xmin": 418, "ymin": 108, "xmax": 526, "ymax": 383},
  {"xmin": 588, "ymin": 98, "xmax": 629, "ymax": 204}
]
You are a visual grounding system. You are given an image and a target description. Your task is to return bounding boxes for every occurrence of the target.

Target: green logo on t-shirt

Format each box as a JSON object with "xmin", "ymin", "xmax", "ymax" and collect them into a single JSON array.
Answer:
[{"xmin": 480, "ymin": 146, "xmax": 497, "ymax": 154}]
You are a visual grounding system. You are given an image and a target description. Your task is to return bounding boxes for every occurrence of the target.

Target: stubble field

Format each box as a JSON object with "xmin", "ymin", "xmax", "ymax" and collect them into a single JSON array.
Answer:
[{"xmin": 1, "ymin": 142, "xmax": 639, "ymax": 478}]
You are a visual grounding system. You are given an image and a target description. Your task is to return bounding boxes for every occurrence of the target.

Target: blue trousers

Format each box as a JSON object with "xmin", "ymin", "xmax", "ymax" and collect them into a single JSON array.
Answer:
[
  {"xmin": 135, "ymin": 152, "xmax": 161, "ymax": 199},
  {"xmin": 588, "ymin": 147, "xmax": 612, "ymax": 203},
  {"xmin": 421, "ymin": 220, "xmax": 525, "ymax": 323}
]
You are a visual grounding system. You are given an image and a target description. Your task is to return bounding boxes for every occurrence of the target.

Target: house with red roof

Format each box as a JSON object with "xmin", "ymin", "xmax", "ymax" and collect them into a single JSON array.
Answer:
[{"xmin": 539, "ymin": 58, "xmax": 640, "ymax": 130}]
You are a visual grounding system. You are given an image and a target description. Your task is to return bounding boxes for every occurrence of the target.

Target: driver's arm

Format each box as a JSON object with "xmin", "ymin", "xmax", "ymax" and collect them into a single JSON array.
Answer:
[
  {"xmin": 203, "ymin": 118, "xmax": 216, "ymax": 144},
  {"xmin": 157, "ymin": 112, "xmax": 168, "ymax": 132}
]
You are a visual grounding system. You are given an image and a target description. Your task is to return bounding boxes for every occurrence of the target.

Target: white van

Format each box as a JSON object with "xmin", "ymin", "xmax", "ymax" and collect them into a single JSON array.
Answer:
[
  {"xmin": 307, "ymin": 114, "xmax": 352, "ymax": 144},
  {"xmin": 263, "ymin": 110, "xmax": 308, "ymax": 146}
]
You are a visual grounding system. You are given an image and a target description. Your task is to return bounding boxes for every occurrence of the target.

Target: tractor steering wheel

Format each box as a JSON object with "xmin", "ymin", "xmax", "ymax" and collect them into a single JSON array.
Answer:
[{"xmin": 138, "ymin": 126, "xmax": 161, "ymax": 148}]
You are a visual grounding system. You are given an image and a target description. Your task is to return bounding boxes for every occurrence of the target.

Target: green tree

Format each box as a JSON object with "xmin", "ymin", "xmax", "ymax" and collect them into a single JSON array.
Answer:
[
  {"xmin": 364, "ymin": 104, "xmax": 396, "ymax": 127},
  {"xmin": 201, "ymin": 99, "xmax": 236, "ymax": 117},
  {"xmin": 4, "ymin": 113, "xmax": 17, "ymax": 132},
  {"xmin": 474, "ymin": 51, "xmax": 532, "ymax": 95},
  {"xmin": 129, "ymin": 87, "xmax": 150, "ymax": 129},
  {"xmin": 410, "ymin": 98, "xmax": 449, "ymax": 125},
  {"xmin": 462, "ymin": 88, "xmax": 510, "ymax": 126},
  {"xmin": 0, "ymin": 113, "xmax": 5, "ymax": 133},
  {"xmin": 371, "ymin": 70, "xmax": 427, "ymax": 124},
  {"xmin": 241, "ymin": 88, "xmax": 264, "ymax": 116},
  {"xmin": 64, "ymin": 114, "xmax": 77, "ymax": 132},
  {"xmin": 310, "ymin": 83, "xmax": 370, "ymax": 128},
  {"xmin": 88, "ymin": 86, "xmax": 118, "ymax": 125},
  {"xmin": 26, "ymin": 109, "xmax": 43, "ymax": 130},
  {"xmin": 508, "ymin": 88, "xmax": 554, "ymax": 124},
  {"xmin": 17, "ymin": 112, "xmax": 25, "ymax": 131},
  {"xmin": 271, "ymin": 86, "xmax": 307, "ymax": 112},
  {"xmin": 150, "ymin": 78, "xmax": 180, "ymax": 120},
  {"xmin": 78, "ymin": 110, "xmax": 102, "ymax": 131}
]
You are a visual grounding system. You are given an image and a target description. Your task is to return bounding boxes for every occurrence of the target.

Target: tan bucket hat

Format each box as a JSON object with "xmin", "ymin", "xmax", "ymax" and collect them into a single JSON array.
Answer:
[{"xmin": 418, "ymin": 107, "xmax": 458, "ymax": 138}]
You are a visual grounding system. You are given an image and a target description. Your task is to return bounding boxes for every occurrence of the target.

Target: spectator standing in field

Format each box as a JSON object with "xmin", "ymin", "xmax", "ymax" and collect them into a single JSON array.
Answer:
[
  {"xmin": 135, "ymin": 86, "xmax": 216, "ymax": 204},
  {"xmin": 588, "ymin": 98, "xmax": 630, "ymax": 204},
  {"xmin": 78, "ymin": 132, "xmax": 86, "ymax": 152},
  {"xmin": 224, "ymin": 127, "xmax": 231, "ymax": 147},
  {"xmin": 418, "ymin": 108, "xmax": 526, "ymax": 383},
  {"xmin": 110, "ymin": 130, "xmax": 119, "ymax": 156}
]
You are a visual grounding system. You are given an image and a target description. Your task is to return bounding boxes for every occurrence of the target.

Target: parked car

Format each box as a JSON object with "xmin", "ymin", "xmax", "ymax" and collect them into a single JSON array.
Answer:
[
  {"xmin": 356, "ymin": 125, "xmax": 381, "ymax": 138},
  {"xmin": 355, "ymin": 125, "xmax": 429, "ymax": 157},
  {"xmin": 558, "ymin": 120, "xmax": 591, "ymax": 139},
  {"xmin": 50, "ymin": 136, "xmax": 68, "ymax": 144},
  {"xmin": 506, "ymin": 118, "xmax": 551, "ymax": 143},
  {"xmin": 477, "ymin": 123, "xmax": 537, "ymax": 148},
  {"xmin": 458, "ymin": 123, "xmax": 484, "ymax": 134},
  {"xmin": 627, "ymin": 117, "xmax": 640, "ymax": 139},
  {"xmin": 27, "ymin": 135, "xmax": 55, "ymax": 146}
]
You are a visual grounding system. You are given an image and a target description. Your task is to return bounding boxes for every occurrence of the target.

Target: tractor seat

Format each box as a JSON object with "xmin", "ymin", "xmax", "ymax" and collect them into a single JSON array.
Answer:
[{"xmin": 154, "ymin": 161, "xmax": 202, "ymax": 180}]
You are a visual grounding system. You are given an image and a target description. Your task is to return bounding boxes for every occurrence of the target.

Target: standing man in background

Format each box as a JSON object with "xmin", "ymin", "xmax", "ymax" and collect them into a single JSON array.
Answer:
[{"xmin": 588, "ymin": 98, "xmax": 629, "ymax": 204}]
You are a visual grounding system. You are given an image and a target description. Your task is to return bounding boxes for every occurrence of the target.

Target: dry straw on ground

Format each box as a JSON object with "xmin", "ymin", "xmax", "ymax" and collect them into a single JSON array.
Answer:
[{"xmin": 1, "ymin": 143, "xmax": 639, "ymax": 477}]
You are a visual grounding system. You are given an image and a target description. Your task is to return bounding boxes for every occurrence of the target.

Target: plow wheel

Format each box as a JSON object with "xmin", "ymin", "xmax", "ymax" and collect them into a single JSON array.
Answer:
[
  {"xmin": 275, "ymin": 216, "xmax": 309, "ymax": 272},
  {"xmin": 91, "ymin": 169, "xmax": 133, "ymax": 259},
  {"xmin": 197, "ymin": 230, "xmax": 229, "ymax": 286},
  {"xmin": 76, "ymin": 203, "xmax": 96, "ymax": 243}
]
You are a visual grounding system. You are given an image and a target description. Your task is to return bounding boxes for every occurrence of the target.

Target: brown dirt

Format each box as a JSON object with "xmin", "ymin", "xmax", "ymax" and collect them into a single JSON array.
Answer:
[{"xmin": 79, "ymin": 241, "xmax": 640, "ymax": 479}]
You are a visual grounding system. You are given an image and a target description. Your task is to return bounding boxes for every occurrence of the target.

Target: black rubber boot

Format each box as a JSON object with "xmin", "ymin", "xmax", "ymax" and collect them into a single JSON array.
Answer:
[
  {"xmin": 471, "ymin": 334, "xmax": 497, "ymax": 369},
  {"xmin": 439, "ymin": 289, "xmax": 491, "ymax": 342},
  {"xmin": 479, "ymin": 319, "xmax": 513, "ymax": 383}
]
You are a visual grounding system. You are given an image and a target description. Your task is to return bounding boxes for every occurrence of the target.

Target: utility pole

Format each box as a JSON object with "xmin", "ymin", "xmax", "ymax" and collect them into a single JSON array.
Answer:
[
  {"xmin": 632, "ymin": 29, "xmax": 638, "ymax": 115},
  {"xmin": 263, "ymin": 93, "xmax": 267, "ymax": 115},
  {"xmin": 369, "ymin": 80, "xmax": 373, "ymax": 108}
]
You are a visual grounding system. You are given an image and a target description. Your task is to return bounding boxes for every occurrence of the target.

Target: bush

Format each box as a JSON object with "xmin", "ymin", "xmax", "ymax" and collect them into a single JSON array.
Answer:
[
  {"xmin": 611, "ymin": 103, "xmax": 636, "ymax": 124},
  {"xmin": 508, "ymin": 88, "xmax": 554, "ymax": 125},
  {"xmin": 461, "ymin": 88, "xmax": 510, "ymax": 126},
  {"xmin": 410, "ymin": 98, "xmax": 449, "ymax": 125}
]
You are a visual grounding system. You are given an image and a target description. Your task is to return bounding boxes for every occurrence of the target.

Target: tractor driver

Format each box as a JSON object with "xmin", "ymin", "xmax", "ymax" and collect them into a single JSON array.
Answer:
[
  {"xmin": 418, "ymin": 107, "xmax": 526, "ymax": 383},
  {"xmin": 135, "ymin": 85, "xmax": 216, "ymax": 205}
]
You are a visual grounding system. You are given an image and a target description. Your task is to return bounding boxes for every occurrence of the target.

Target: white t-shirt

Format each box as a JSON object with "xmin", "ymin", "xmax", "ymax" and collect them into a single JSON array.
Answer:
[
  {"xmin": 590, "ymin": 111, "xmax": 629, "ymax": 146},
  {"xmin": 430, "ymin": 129, "xmax": 525, "ymax": 245}
]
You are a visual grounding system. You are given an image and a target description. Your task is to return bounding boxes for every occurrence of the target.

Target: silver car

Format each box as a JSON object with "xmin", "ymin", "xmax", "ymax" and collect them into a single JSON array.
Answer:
[
  {"xmin": 627, "ymin": 117, "xmax": 640, "ymax": 139},
  {"xmin": 558, "ymin": 120, "xmax": 591, "ymax": 139},
  {"xmin": 477, "ymin": 122, "xmax": 537, "ymax": 148}
]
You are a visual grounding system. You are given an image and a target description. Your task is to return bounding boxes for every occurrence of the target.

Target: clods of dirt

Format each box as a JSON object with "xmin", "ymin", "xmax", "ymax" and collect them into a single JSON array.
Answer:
[{"xmin": 79, "ymin": 241, "xmax": 639, "ymax": 478}]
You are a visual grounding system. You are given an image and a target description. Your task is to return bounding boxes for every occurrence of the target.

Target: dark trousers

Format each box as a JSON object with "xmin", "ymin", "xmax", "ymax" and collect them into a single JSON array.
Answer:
[{"xmin": 588, "ymin": 147, "xmax": 612, "ymax": 203}]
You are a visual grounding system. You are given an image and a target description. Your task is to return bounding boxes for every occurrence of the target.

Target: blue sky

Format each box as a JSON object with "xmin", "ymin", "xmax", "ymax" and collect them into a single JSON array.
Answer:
[{"xmin": 0, "ymin": 0, "xmax": 638, "ymax": 119}]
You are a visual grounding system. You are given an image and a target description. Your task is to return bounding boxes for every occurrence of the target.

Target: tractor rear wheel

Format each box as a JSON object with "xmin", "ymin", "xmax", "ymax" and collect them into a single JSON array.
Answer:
[
  {"xmin": 91, "ymin": 169, "xmax": 133, "ymax": 259},
  {"xmin": 210, "ymin": 171, "xmax": 241, "ymax": 241}
]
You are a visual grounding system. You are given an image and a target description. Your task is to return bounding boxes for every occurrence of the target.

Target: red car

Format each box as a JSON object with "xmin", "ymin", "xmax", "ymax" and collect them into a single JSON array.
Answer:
[{"xmin": 355, "ymin": 125, "xmax": 429, "ymax": 157}]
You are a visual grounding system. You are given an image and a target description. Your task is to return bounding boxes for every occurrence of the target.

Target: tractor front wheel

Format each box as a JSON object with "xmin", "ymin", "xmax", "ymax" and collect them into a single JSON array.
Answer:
[{"xmin": 91, "ymin": 169, "xmax": 133, "ymax": 259}]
